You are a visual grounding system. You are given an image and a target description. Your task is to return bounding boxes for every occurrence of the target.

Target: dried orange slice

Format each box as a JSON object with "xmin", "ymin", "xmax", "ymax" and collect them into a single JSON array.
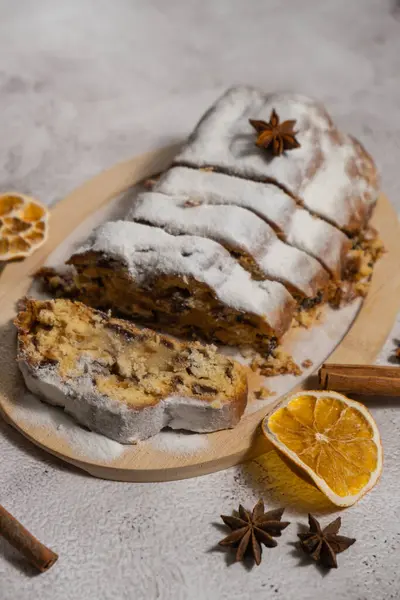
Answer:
[
  {"xmin": 0, "ymin": 193, "xmax": 49, "ymax": 261},
  {"xmin": 261, "ymin": 391, "xmax": 382, "ymax": 507}
]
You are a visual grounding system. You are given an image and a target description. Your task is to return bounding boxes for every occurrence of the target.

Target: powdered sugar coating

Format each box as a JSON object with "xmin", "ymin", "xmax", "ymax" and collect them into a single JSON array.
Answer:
[
  {"xmin": 157, "ymin": 166, "xmax": 295, "ymax": 232},
  {"xmin": 73, "ymin": 221, "xmax": 295, "ymax": 337},
  {"xmin": 177, "ymin": 87, "xmax": 325, "ymax": 186},
  {"xmin": 14, "ymin": 392, "xmax": 125, "ymax": 462},
  {"xmin": 298, "ymin": 135, "xmax": 377, "ymax": 230},
  {"xmin": 287, "ymin": 210, "xmax": 350, "ymax": 278},
  {"xmin": 149, "ymin": 430, "xmax": 210, "ymax": 456},
  {"xmin": 175, "ymin": 86, "xmax": 379, "ymax": 231},
  {"xmin": 129, "ymin": 191, "xmax": 329, "ymax": 296},
  {"xmin": 19, "ymin": 362, "xmax": 242, "ymax": 444},
  {"xmin": 156, "ymin": 166, "xmax": 351, "ymax": 278}
]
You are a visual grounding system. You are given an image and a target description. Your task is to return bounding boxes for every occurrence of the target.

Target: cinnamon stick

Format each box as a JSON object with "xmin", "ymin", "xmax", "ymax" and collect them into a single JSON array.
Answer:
[
  {"xmin": 0, "ymin": 504, "xmax": 58, "ymax": 572},
  {"xmin": 319, "ymin": 363, "xmax": 400, "ymax": 396}
]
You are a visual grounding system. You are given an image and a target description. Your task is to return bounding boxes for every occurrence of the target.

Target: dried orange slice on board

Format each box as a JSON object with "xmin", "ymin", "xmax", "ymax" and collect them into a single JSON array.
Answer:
[
  {"xmin": 262, "ymin": 391, "xmax": 383, "ymax": 507},
  {"xmin": 0, "ymin": 193, "xmax": 49, "ymax": 261}
]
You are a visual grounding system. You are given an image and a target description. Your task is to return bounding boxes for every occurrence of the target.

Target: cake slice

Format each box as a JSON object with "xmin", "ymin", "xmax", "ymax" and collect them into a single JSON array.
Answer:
[
  {"xmin": 155, "ymin": 166, "xmax": 351, "ymax": 279},
  {"xmin": 67, "ymin": 221, "xmax": 296, "ymax": 356},
  {"xmin": 128, "ymin": 192, "xmax": 330, "ymax": 299},
  {"xmin": 173, "ymin": 86, "xmax": 379, "ymax": 233},
  {"xmin": 15, "ymin": 298, "xmax": 249, "ymax": 443}
]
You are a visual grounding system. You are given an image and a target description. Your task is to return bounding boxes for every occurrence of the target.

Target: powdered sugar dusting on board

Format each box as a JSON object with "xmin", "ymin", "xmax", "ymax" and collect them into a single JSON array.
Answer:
[
  {"xmin": 148, "ymin": 429, "xmax": 210, "ymax": 456},
  {"xmin": 13, "ymin": 392, "xmax": 125, "ymax": 462}
]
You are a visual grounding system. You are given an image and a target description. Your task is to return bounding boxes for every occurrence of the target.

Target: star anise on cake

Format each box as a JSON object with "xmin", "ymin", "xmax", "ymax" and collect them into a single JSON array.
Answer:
[
  {"xmin": 249, "ymin": 109, "xmax": 300, "ymax": 156},
  {"xmin": 298, "ymin": 514, "xmax": 356, "ymax": 569},
  {"xmin": 218, "ymin": 499, "xmax": 290, "ymax": 565}
]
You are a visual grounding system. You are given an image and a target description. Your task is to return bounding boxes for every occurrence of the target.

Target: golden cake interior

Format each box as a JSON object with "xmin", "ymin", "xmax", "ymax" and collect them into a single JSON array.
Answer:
[
  {"xmin": 16, "ymin": 298, "xmax": 247, "ymax": 409},
  {"xmin": 67, "ymin": 254, "xmax": 279, "ymax": 353}
]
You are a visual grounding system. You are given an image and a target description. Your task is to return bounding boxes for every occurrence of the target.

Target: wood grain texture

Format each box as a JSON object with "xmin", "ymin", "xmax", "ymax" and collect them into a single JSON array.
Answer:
[{"xmin": 0, "ymin": 145, "xmax": 399, "ymax": 482}]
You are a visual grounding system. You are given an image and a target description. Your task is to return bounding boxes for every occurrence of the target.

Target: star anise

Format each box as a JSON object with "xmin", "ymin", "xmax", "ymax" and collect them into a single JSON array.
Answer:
[
  {"xmin": 218, "ymin": 499, "xmax": 290, "ymax": 565},
  {"xmin": 298, "ymin": 514, "xmax": 356, "ymax": 569},
  {"xmin": 249, "ymin": 109, "xmax": 300, "ymax": 156}
]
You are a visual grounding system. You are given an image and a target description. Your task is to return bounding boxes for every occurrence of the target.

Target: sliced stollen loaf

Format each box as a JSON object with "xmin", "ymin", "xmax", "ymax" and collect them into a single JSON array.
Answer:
[
  {"xmin": 67, "ymin": 221, "xmax": 296, "ymax": 355},
  {"xmin": 155, "ymin": 166, "xmax": 351, "ymax": 279},
  {"xmin": 173, "ymin": 86, "xmax": 379, "ymax": 233},
  {"xmin": 15, "ymin": 298, "xmax": 249, "ymax": 443},
  {"xmin": 128, "ymin": 191, "xmax": 330, "ymax": 299}
]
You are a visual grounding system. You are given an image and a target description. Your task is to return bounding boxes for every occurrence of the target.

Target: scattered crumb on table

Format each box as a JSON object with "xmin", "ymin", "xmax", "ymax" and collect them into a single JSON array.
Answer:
[
  {"xmin": 301, "ymin": 358, "xmax": 313, "ymax": 369},
  {"xmin": 254, "ymin": 387, "xmax": 276, "ymax": 400}
]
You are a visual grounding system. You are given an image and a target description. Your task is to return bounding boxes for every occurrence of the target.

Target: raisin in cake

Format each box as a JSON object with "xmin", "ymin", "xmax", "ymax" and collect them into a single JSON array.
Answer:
[
  {"xmin": 67, "ymin": 221, "xmax": 295, "ymax": 358},
  {"xmin": 15, "ymin": 298, "xmax": 248, "ymax": 443}
]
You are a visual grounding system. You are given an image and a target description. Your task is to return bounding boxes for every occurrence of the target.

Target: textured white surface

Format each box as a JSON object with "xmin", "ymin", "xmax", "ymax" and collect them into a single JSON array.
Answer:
[{"xmin": 2, "ymin": 1, "xmax": 400, "ymax": 599}]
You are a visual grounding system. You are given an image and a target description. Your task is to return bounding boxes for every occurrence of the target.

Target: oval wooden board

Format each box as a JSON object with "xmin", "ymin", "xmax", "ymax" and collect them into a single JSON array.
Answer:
[{"xmin": 1, "ymin": 145, "xmax": 400, "ymax": 482}]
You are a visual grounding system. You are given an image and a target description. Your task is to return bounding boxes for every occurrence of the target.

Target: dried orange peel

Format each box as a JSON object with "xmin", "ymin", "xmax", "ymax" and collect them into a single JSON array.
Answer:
[
  {"xmin": 262, "ymin": 390, "xmax": 383, "ymax": 507},
  {"xmin": 0, "ymin": 193, "xmax": 49, "ymax": 261}
]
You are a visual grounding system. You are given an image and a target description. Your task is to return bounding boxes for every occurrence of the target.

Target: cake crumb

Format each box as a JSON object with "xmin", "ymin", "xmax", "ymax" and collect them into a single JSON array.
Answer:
[
  {"xmin": 142, "ymin": 174, "xmax": 161, "ymax": 190},
  {"xmin": 240, "ymin": 347, "xmax": 255, "ymax": 359},
  {"xmin": 293, "ymin": 305, "xmax": 322, "ymax": 328},
  {"xmin": 250, "ymin": 350, "xmax": 301, "ymax": 377},
  {"xmin": 34, "ymin": 266, "xmax": 78, "ymax": 298},
  {"xmin": 392, "ymin": 341, "xmax": 400, "ymax": 362},
  {"xmin": 331, "ymin": 229, "xmax": 385, "ymax": 308},
  {"xmin": 301, "ymin": 359, "xmax": 313, "ymax": 369},
  {"xmin": 254, "ymin": 387, "xmax": 276, "ymax": 400},
  {"xmin": 183, "ymin": 199, "xmax": 203, "ymax": 208}
]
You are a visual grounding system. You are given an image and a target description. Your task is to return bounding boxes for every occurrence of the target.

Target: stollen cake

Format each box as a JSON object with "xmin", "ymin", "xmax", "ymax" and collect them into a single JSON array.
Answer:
[
  {"xmin": 32, "ymin": 86, "xmax": 381, "ymax": 396},
  {"xmin": 15, "ymin": 298, "xmax": 248, "ymax": 443},
  {"xmin": 67, "ymin": 221, "xmax": 296, "ymax": 357}
]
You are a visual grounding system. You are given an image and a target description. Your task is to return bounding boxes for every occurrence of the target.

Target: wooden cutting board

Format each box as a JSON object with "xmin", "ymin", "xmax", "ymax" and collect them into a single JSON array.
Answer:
[{"xmin": 1, "ymin": 144, "xmax": 400, "ymax": 482}]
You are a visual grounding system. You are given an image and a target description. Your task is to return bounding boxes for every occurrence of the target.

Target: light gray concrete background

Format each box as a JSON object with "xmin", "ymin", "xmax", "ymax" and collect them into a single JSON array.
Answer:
[{"xmin": 1, "ymin": 1, "xmax": 400, "ymax": 599}]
